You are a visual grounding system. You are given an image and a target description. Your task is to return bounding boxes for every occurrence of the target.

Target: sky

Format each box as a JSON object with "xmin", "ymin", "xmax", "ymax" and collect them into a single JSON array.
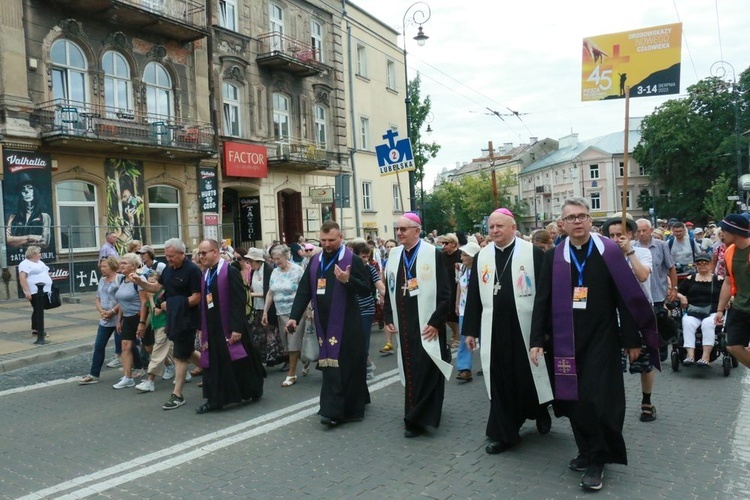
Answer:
[{"xmin": 352, "ymin": 0, "xmax": 750, "ymax": 188}]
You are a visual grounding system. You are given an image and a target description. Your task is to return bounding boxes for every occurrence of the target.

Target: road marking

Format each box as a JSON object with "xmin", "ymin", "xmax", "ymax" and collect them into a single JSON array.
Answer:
[
  {"xmin": 0, "ymin": 377, "xmax": 79, "ymax": 397},
  {"xmin": 18, "ymin": 370, "xmax": 402, "ymax": 500}
]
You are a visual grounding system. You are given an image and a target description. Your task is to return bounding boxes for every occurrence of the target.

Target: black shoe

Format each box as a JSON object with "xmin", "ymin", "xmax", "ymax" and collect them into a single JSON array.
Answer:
[
  {"xmin": 485, "ymin": 441, "xmax": 515, "ymax": 454},
  {"xmin": 320, "ymin": 416, "xmax": 339, "ymax": 427},
  {"xmin": 196, "ymin": 402, "xmax": 220, "ymax": 414},
  {"xmin": 404, "ymin": 424, "xmax": 424, "ymax": 438},
  {"xmin": 536, "ymin": 411, "xmax": 552, "ymax": 435},
  {"xmin": 580, "ymin": 463, "xmax": 604, "ymax": 490},
  {"xmin": 568, "ymin": 454, "xmax": 589, "ymax": 472}
]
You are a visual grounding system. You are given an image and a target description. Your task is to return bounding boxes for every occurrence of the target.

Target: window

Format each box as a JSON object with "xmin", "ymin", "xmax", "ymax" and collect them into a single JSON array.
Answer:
[
  {"xmin": 314, "ymin": 105, "xmax": 327, "ymax": 147},
  {"xmin": 102, "ymin": 51, "xmax": 131, "ymax": 116},
  {"xmin": 620, "ymin": 190, "xmax": 631, "ymax": 209},
  {"xmin": 359, "ymin": 116, "xmax": 370, "ymax": 150},
  {"xmin": 272, "ymin": 93, "xmax": 290, "ymax": 139},
  {"xmin": 386, "ymin": 60, "xmax": 396, "ymax": 90},
  {"xmin": 392, "ymin": 184, "xmax": 402, "ymax": 212},
  {"xmin": 56, "ymin": 181, "xmax": 98, "ymax": 251},
  {"xmin": 619, "ymin": 162, "xmax": 625, "ymax": 177},
  {"xmin": 269, "ymin": 2, "xmax": 284, "ymax": 51},
  {"xmin": 589, "ymin": 164, "xmax": 599, "ymax": 179},
  {"xmin": 639, "ymin": 164, "xmax": 647, "ymax": 176},
  {"xmin": 219, "ymin": 0, "xmax": 237, "ymax": 31},
  {"xmin": 590, "ymin": 192, "xmax": 601, "ymax": 210},
  {"xmin": 356, "ymin": 44, "xmax": 367, "ymax": 77},
  {"xmin": 51, "ymin": 39, "xmax": 87, "ymax": 104},
  {"xmin": 148, "ymin": 186, "xmax": 180, "ymax": 244},
  {"xmin": 222, "ymin": 82, "xmax": 241, "ymax": 137},
  {"xmin": 362, "ymin": 181, "xmax": 373, "ymax": 211},
  {"xmin": 143, "ymin": 62, "xmax": 173, "ymax": 121},
  {"xmin": 311, "ymin": 21, "xmax": 323, "ymax": 62}
]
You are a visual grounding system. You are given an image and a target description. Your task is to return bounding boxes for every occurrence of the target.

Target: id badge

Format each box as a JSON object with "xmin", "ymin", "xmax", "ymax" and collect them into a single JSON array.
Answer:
[
  {"xmin": 573, "ymin": 287, "xmax": 588, "ymax": 310},
  {"xmin": 206, "ymin": 292, "xmax": 214, "ymax": 309},
  {"xmin": 317, "ymin": 278, "xmax": 326, "ymax": 295},
  {"xmin": 408, "ymin": 277, "xmax": 420, "ymax": 297}
]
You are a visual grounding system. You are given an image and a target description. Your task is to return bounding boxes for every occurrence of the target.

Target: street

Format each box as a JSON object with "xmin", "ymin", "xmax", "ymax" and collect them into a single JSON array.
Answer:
[{"xmin": 1, "ymin": 335, "xmax": 749, "ymax": 499}]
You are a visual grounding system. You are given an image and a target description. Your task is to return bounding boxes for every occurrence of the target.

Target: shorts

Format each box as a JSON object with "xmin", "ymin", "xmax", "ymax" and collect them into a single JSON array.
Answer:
[
  {"xmin": 142, "ymin": 324, "xmax": 155, "ymax": 347},
  {"xmin": 725, "ymin": 308, "xmax": 750, "ymax": 347},
  {"xmin": 120, "ymin": 315, "xmax": 140, "ymax": 342},
  {"xmin": 172, "ymin": 328, "xmax": 197, "ymax": 360},
  {"xmin": 622, "ymin": 348, "xmax": 654, "ymax": 374}
]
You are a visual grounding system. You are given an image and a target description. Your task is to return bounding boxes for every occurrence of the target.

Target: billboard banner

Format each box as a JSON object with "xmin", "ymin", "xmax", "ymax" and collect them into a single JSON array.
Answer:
[
  {"xmin": 2, "ymin": 149, "xmax": 56, "ymax": 265},
  {"xmin": 105, "ymin": 158, "xmax": 145, "ymax": 254},
  {"xmin": 224, "ymin": 141, "xmax": 268, "ymax": 178},
  {"xmin": 581, "ymin": 23, "xmax": 682, "ymax": 101},
  {"xmin": 239, "ymin": 196, "xmax": 261, "ymax": 242}
]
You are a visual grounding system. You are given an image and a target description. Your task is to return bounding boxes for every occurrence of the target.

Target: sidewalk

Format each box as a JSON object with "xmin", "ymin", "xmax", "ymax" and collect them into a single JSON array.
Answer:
[{"xmin": 0, "ymin": 293, "xmax": 99, "ymax": 373}]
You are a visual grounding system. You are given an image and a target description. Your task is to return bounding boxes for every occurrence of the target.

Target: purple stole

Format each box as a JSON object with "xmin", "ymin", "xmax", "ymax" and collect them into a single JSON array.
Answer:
[
  {"xmin": 308, "ymin": 247, "xmax": 352, "ymax": 368},
  {"xmin": 199, "ymin": 261, "xmax": 247, "ymax": 368},
  {"xmin": 552, "ymin": 235, "xmax": 660, "ymax": 400}
]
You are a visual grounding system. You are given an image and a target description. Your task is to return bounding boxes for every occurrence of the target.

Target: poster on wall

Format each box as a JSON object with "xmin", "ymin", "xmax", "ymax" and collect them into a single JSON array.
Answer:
[
  {"xmin": 198, "ymin": 166, "xmax": 218, "ymax": 213},
  {"xmin": 239, "ymin": 196, "xmax": 261, "ymax": 242},
  {"xmin": 2, "ymin": 149, "xmax": 56, "ymax": 265},
  {"xmin": 105, "ymin": 158, "xmax": 144, "ymax": 254}
]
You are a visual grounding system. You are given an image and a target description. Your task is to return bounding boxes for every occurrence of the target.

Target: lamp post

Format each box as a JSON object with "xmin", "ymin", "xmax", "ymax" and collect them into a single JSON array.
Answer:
[
  {"xmin": 402, "ymin": 1, "xmax": 431, "ymax": 215},
  {"xmin": 710, "ymin": 61, "xmax": 742, "ymax": 200},
  {"xmin": 420, "ymin": 112, "xmax": 434, "ymax": 230}
]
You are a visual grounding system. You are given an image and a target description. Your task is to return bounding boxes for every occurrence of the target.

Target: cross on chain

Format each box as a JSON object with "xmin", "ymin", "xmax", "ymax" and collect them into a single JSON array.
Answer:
[
  {"xmin": 402, "ymin": 281, "xmax": 410, "ymax": 297},
  {"xmin": 493, "ymin": 282, "xmax": 502, "ymax": 295}
]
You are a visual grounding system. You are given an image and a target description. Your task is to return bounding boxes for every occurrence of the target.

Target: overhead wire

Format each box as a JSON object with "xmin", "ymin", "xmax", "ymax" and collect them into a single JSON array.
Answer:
[
  {"xmin": 671, "ymin": 0, "xmax": 699, "ymax": 81},
  {"xmin": 714, "ymin": 0, "xmax": 724, "ymax": 63}
]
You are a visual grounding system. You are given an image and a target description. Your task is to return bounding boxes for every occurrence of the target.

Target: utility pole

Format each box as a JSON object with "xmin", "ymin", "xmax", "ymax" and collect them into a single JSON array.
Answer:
[{"xmin": 488, "ymin": 141, "xmax": 498, "ymax": 208}]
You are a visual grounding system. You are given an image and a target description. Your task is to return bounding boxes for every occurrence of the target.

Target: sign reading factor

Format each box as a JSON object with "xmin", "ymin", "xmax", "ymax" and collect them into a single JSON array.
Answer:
[
  {"xmin": 198, "ymin": 166, "xmax": 218, "ymax": 212},
  {"xmin": 581, "ymin": 23, "xmax": 682, "ymax": 101},
  {"xmin": 376, "ymin": 130, "xmax": 415, "ymax": 176}
]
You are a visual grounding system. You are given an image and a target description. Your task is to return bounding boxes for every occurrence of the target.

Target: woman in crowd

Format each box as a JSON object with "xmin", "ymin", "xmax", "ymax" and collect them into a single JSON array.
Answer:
[
  {"xmin": 678, "ymin": 254, "xmax": 723, "ymax": 367},
  {"xmin": 126, "ymin": 240, "xmax": 142, "ymax": 254},
  {"xmin": 378, "ymin": 239, "xmax": 398, "ymax": 352},
  {"xmin": 351, "ymin": 241, "xmax": 386, "ymax": 379},
  {"xmin": 531, "ymin": 229, "xmax": 554, "ymax": 251},
  {"xmin": 78, "ymin": 257, "xmax": 122, "ymax": 384},
  {"xmin": 112, "ymin": 253, "xmax": 146, "ymax": 389},
  {"xmin": 18, "ymin": 246, "xmax": 53, "ymax": 337},
  {"xmin": 246, "ymin": 248, "xmax": 284, "ymax": 366},
  {"xmin": 455, "ymin": 241, "xmax": 481, "ymax": 382},
  {"xmin": 262, "ymin": 245, "xmax": 305, "ymax": 387},
  {"xmin": 290, "ymin": 233, "xmax": 306, "ymax": 264}
]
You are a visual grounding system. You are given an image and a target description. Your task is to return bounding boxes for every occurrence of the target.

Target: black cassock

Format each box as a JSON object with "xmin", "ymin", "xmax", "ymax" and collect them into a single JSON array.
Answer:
[
  {"xmin": 383, "ymin": 244, "xmax": 451, "ymax": 431},
  {"xmin": 289, "ymin": 250, "xmax": 372, "ymax": 422},
  {"xmin": 462, "ymin": 242, "xmax": 545, "ymax": 445},
  {"xmin": 531, "ymin": 245, "xmax": 641, "ymax": 465},
  {"xmin": 203, "ymin": 264, "xmax": 265, "ymax": 407}
]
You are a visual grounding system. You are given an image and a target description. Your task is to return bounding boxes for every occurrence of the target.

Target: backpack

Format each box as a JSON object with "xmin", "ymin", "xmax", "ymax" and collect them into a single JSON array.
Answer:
[{"xmin": 668, "ymin": 235, "xmax": 699, "ymax": 263}]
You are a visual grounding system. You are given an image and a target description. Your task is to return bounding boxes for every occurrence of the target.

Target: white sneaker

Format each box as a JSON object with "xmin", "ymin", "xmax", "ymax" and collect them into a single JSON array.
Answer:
[
  {"xmin": 172, "ymin": 371, "xmax": 193, "ymax": 385},
  {"xmin": 366, "ymin": 362, "xmax": 376, "ymax": 380},
  {"xmin": 106, "ymin": 357, "xmax": 122, "ymax": 368},
  {"xmin": 162, "ymin": 365, "xmax": 175, "ymax": 380},
  {"xmin": 135, "ymin": 379, "xmax": 155, "ymax": 392},
  {"xmin": 113, "ymin": 376, "xmax": 135, "ymax": 389},
  {"xmin": 131, "ymin": 368, "xmax": 146, "ymax": 379}
]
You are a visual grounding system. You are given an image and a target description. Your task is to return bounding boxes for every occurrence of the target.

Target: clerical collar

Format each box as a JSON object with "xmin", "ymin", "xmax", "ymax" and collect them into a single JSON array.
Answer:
[
  {"xmin": 494, "ymin": 240, "xmax": 515, "ymax": 252},
  {"xmin": 405, "ymin": 240, "xmax": 420, "ymax": 253},
  {"xmin": 571, "ymin": 237, "xmax": 591, "ymax": 251}
]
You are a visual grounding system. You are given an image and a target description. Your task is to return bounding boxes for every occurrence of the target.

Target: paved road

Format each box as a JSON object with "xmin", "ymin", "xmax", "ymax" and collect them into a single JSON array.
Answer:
[{"xmin": 1, "ymin": 333, "xmax": 749, "ymax": 499}]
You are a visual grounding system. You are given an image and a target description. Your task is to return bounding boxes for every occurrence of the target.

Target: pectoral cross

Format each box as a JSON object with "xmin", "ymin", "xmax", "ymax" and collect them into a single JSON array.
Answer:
[
  {"xmin": 493, "ymin": 282, "xmax": 501, "ymax": 296},
  {"xmin": 402, "ymin": 281, "xmax": 410, "ymax": 297}
]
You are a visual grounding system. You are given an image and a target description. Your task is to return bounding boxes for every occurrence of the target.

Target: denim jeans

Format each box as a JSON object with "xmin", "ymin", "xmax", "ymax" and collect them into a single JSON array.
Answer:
[
  {"xmin": 89, "ymin": 324, "xmax": 141, "ymax": 377},
  {"xmin": 456, "ymin": 316, "xmax": 473, "ymax": 371},
  {"xmin": 361, "ymin": 313, "xmax": 374, "ymax": 356}
]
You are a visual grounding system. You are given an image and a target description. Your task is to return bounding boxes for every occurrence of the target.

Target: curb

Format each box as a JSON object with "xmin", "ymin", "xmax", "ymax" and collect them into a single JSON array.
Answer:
[{"xmin": 0, "ymin": 339, "xmax": 93, "ymax": 374}]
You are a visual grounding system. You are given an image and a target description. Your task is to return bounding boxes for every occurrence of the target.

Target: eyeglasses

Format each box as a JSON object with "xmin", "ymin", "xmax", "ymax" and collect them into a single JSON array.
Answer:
[
  {"xmin": 395, "ymin": 226, "xmax": 419, "ymax": 232},
  {"xmin": 198, "ymin": 250, "xmax": 213, "ymax": 256},
  {"xmin": 563, "ymin": 214, "xmax": 591, "ymax": 224}
]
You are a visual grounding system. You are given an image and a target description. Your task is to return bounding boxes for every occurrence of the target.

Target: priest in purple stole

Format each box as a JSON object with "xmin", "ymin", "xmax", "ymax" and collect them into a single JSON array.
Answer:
[
  {"xmin": 196, "ymin": 240, "xmax": 266, "ymax": 414},
  {"xmin": 287, "ymin": 221, "xmax": 372, "ymax": 426},
  {"xmin": 383, "ymin": 213, "xmax": 453, "ymax": 438},
  {"xmin": 530, "ymin": 197, "xmax": 659, "ymax": 492}
]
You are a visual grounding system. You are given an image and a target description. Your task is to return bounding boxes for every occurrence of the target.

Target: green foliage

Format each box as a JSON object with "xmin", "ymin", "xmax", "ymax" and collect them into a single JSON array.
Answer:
[
  {"xmin": 634, "ymin": 67, "xmax": 750, "ymax": 221},
  {"xmin": 407, "ymin": 74, "xmax": 440, "ymax": 183},
  {"xmin": 703, "ymin": 173, "xmax": 737, "ymax": 221},
  {"xmin": 422, "ymin": 171, "xmax": 526, "ymax": 233}
]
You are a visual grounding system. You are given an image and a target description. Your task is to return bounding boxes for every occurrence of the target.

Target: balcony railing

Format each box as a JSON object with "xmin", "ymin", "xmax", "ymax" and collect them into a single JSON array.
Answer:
[
  {"xmin": 256, "ymin": 33, "xmax": 326, "ymax": 77},
  {"xmin": 267, "ymin": 136, "xmax": 331, "ymax": 169},
  {"xmin": 33, "ymin": 99, "xmax": 215, "ymax": 153},
  {"xmin": 125, "ymin": 0, "xmax": 206, "ymax": 27}
]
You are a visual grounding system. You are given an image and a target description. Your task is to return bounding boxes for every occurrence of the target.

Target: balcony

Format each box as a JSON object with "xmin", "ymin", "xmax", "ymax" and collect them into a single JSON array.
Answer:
[
  {"xmin": 535, "ymin": 184, "xmax": 552, "ymax": 196},
  {"xmin": 256, "ymin": 33, "xmax": 327, "ymax": 77},
  {"xmin": 267, "ymin": 137, "xmax": 337, "ymax": 171},
  {"xmin": 49, "ymin": 0, "xmax": 207, "ymax": 42},
  {"xmin": 33, "ymin": 99, "xmax": 215, "ymax": 160}
]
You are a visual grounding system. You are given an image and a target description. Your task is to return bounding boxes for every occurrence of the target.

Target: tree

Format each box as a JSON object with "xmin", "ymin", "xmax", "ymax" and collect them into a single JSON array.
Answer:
[
  {"xmin": 633, "ymin": 67, "xmax": 750, "ymax": 221},
  {"xmin": 407, "ymin": 74, "xmax": 440, "ymax": 184},
  {"xmin": 703, "ymin": 173, "xmax": 736, "ymax": 221}
]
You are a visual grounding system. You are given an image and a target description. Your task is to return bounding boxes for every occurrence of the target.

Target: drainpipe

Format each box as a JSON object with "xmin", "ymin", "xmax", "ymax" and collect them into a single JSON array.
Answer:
[{"xmin": 343, "ymin": 1, "xmax": 362, "ymax": 237}]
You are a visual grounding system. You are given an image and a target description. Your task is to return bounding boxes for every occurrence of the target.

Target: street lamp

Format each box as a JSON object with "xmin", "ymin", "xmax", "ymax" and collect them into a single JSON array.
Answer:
[
  {"xmin": 402, "ymin": 1, "xmax": 431, "ymax": 215},
  {"xmin": 420, "ymin": 112, "xmax": 434, "ymax": 230},
  {"xmin": 710, "ymin": 60, "xmax": 742, "ymax": 202}
]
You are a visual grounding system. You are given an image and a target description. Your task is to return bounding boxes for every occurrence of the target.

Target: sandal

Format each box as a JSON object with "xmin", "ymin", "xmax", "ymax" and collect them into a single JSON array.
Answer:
[
  {"xmin": 696, "ymin": 359, "xmax": 711, "ymax": 368},
  {"xmin": 640, "ymin": 404, "xmax": 657, "ymax": 422},
  {"xmin": 302, "ymin": 361, "xmax": 311, "ymax": 376},
  {"xmin": 78, "ymin": 375, "xmax": 99, "ymax": 385},
  {"xmin": 682, "ymin": 357, "xmax": 694, "ymax": 366},
  {"xmin": 281, "ymin": 376, "xmax": 297, "ymax": 387}
]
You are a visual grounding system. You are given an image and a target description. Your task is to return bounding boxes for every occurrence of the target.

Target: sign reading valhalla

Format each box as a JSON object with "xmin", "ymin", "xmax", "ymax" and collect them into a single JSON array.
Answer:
[{"xmin": 376, "ymin": 130, "xmax": 415, "ymax": 176}]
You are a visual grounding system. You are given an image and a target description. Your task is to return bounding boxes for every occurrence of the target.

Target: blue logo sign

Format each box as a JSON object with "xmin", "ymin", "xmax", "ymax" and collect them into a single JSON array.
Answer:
[{"xmin": 375, "ymin": 129, "xmax": 415, "ymax": 176}]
